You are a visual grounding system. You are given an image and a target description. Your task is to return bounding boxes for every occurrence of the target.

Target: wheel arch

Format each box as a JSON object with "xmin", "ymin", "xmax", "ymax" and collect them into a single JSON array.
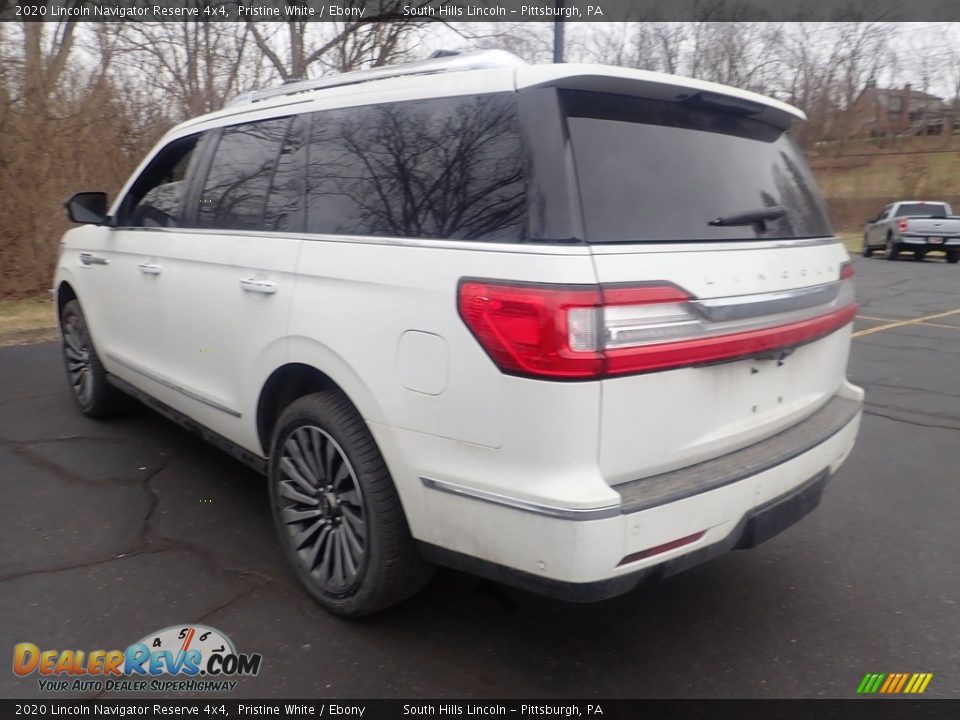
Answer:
[
  {"xmin": 255, "ymin": 354, "xmax": 385, "ymax": 458},
  {"xmin": 56, "ymin": 280, "xmax": 79, "ymax": 322}
]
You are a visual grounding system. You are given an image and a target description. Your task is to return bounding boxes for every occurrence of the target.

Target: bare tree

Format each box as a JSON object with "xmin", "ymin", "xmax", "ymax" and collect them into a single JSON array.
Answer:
[{"xmin": 245, "ymin": 1, "xmax": 441, "ymax": 79}]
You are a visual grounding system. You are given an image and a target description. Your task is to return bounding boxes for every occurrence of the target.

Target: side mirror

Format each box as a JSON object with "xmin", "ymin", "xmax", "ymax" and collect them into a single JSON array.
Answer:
[{"xmin": 65, "ymin": 192, "xmax": 108, "ymax": 225}]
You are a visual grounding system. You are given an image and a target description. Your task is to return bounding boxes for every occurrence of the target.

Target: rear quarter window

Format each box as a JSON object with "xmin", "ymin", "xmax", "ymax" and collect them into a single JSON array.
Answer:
[{"xmin": 304, "ymin": 94, "xmax": 526, "ymax": 242}]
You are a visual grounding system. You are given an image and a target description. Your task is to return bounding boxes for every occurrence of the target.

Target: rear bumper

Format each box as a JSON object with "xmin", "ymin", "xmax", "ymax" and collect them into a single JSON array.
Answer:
[
  {"xmin": 898, "ymin": 235, "xmax": 960, "ymax": 247},
  {"xmin": 411, "ymin": 381, "xmax": 863, "ymax": 599},
  {"xmin": 421, "ymin": 467, "xmax": 832, "ymax": 602}
]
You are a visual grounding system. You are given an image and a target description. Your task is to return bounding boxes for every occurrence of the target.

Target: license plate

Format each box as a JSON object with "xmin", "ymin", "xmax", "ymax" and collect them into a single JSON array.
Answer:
[{"xmin": 929, "ymin": 237, "xmax": 944, "ymax": 244}]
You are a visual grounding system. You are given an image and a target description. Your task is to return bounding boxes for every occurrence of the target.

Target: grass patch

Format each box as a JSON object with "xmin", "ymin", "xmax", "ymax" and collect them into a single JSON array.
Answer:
[
  {"xmin": 837, "ymin": 232, "xmax": 861, "ymax": 254},
  {"xmin": 0, "ymin": 296, "xmax": 58, "ymax": 347}
]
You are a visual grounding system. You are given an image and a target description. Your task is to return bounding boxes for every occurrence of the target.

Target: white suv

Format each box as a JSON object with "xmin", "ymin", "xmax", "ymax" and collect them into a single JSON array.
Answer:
[{"xmin": 55, "ymin": 51, "xmax": 863, "ymax": 616}]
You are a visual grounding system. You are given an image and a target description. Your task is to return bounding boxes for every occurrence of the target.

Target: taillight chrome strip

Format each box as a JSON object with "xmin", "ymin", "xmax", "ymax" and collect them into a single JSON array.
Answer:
[
  {"xmin": 691, "ymin": 281, "xmax": 840, "ymax": 322},
  {"xmin": 603, "ymin": 302, "xmax": 858, "ymax": 376}
]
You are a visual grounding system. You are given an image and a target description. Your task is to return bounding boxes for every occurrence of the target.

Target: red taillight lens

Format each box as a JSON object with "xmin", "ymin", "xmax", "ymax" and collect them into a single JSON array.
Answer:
[
  {"xmin": 897, "ymin": 218, "xmax": 909, "ymax": 232},
  {"xmin": 458, "ymin": 273, "xmax": 857, "ymax": 381},
  {"xmin": 457, "ymin": 281, "xmax": 603, "ymax": 378}
]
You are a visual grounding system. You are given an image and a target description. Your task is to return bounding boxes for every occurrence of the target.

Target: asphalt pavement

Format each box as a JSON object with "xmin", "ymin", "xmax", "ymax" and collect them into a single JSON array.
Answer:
[{"xmin": 1, "ymin": 251, "xmax": 958, "ymax": 699}]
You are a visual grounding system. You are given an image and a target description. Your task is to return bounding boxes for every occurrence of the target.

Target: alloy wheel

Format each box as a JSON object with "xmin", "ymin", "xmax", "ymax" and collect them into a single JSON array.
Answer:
[
  {"xmin": 63, "ymin": 315, "xmax": 93, "ymax": 407},
  {"xmin": 276, "ymin": 425, "xmax": 367, "ymax": 593}
]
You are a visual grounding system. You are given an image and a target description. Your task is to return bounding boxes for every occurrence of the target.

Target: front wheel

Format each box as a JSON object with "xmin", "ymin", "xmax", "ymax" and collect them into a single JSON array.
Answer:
[
  {"xmin": 59, "ymin": 300, "xmax": 132, "ymax": 418},
  {"xmin": 861, "ymin": 234, "xmax": 874, "ymax": 258},
  {"xmin": 268, "ymin": 392, "xmax": 433, "ymax": 616},
  {"xmin": 947, "ymin": 249, "xmax": 959, "ymax": 264}
]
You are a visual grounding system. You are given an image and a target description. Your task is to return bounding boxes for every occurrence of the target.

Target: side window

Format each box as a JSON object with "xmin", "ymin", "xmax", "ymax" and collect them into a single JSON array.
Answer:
[
  {"xmin": 119, "ymin": 135, "xmax": 200, "ymax": 228},
  {"xmin": 194, "ymin": 117, "xmax": 291, "ymax": 231},
  {"xmin": 263, "ymin": 114, "xmax": 309, "ymax": 233},
  {"xmin": 305, "ymin": 94, "xmax": 526, "ymax": 242}
]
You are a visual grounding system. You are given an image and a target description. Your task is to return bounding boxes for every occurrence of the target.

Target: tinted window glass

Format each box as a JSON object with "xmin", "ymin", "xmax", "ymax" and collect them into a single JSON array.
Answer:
[
  {"xmin": 263, "ymin": 114, "xmax": 309, "ymax": 233},
  {"xmin": 196, "ymin": 117, "xmax": 291, "ymax": 231},
  {"xmin": 305, "ymin": 94, "xmax": 525, "ymax": 241},
  {"xmin": 121, "ymin": 135, "xmax": 199, "ymax": 228},
  {"xmin": 894, "ymin": 203, "xmax": 948, "ymax": 217},
  {"xmin": 563, "ymin": 90, "xmax": 832, "ymax": 243}
]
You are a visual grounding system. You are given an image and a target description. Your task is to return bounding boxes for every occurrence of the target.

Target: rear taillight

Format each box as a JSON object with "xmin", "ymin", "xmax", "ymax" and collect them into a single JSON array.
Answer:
[
  {"xmin": 458, "ymin": 268, "xmax": 857, "ymax": 381},
  {"xmin": 897, "ymin": 218, "xmax": 909, "ymax": 232}
]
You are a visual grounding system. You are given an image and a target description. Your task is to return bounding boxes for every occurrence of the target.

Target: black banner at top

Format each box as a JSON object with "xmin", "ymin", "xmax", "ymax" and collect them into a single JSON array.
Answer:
[
  {"xmin": 0, "ymin": 699, "xmax": 957, "ymax": 719},
  {"xmin": 6, "ymin": 0, "xmax": 960, "ymax": 22}
]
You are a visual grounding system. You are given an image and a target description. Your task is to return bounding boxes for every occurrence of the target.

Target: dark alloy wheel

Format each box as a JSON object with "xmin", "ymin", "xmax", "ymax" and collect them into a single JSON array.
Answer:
[
  {"xmin": 861, "ymin": 234, "xmax": 874, "ymax": 258},
  {"xmin": 269, "ymin": 392, "xmax": 433, "ymax": 616},
  {"xmin": 62, "ymin": 310, "xmax": 93, "ymax": 408},
  {"xmin": 59, "ymin": 299, "xmax": 132, "ymax": 418},
  {"xmin": 275, "ymin": 425, "xmax": 367, "ymax": 593}
]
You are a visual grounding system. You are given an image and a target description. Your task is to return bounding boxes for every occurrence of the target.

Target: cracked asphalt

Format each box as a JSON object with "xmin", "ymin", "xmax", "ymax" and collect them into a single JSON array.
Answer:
[{"xmin": 1, "ymin": 252, "xmax": 958, "ymax": 700}]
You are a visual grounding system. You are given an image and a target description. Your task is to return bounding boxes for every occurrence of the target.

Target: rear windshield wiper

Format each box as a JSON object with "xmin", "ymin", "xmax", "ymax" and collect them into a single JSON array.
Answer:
[{"xmin": 708, "ymin": 206, "xmax": 786, "ymax": 228}]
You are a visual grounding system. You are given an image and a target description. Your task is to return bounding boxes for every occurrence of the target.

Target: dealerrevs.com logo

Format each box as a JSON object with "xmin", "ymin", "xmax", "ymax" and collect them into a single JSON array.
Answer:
[{"xmin": 13, "ymin": 624, "xmax": 262, "ymax": 693}]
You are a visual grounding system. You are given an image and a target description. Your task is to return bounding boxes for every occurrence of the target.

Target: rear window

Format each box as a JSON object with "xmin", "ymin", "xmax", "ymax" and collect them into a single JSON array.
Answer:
[
  {"xmin": 562, "ymin": 90, "xmax": 832, "ymax": 243},
  {"xmin": 894, "ymin": 203, "xmax": 948, "ymax": 217}
]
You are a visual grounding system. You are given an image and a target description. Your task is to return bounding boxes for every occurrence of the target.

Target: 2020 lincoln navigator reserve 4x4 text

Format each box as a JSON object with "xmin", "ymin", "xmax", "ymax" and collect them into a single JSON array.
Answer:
[{"xmin": 55, "ymin": 51, "xmax": 863, "ymax": 616}]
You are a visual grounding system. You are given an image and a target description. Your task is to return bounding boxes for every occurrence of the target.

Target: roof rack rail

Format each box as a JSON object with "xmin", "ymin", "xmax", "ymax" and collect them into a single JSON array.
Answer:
[{"xmin": 226, "ymin": 50, "xmax": 527, "ymax": 108}]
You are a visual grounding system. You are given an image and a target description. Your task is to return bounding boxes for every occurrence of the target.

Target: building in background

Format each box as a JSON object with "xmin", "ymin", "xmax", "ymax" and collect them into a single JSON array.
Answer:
[{"xmin": 852, "ymin": 80, "xmax": 950, "ymax": 137}]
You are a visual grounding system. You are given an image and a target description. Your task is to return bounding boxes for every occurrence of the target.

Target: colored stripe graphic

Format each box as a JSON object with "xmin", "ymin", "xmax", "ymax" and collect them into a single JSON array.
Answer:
[{"xmin": 857, "ymin": 672, "xmax": 932, "ymax": 694}]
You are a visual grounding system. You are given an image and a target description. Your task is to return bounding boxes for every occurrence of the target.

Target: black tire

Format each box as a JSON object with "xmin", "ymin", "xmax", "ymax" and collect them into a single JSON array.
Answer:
[
  {"xmin": 268, "ymin": 391, "xmax": 433, "ymax": 616},
  {"xmin": 861, "ymin": 235, "xmax": 874, "ymax": 258},
  {"xmin": 947, "ymin": 249, "xmax": 959, "ymax": 264},
  {"xmin": 913, "ymin": 249, "xmax": 926, "ymax": 261},
  {"xmin": 886, "ymin": 235, "xmax": 900, "ymax": 260},
  {"xmin": 59, "ymin": 300, "xmax": 132, "ymax": 418}
]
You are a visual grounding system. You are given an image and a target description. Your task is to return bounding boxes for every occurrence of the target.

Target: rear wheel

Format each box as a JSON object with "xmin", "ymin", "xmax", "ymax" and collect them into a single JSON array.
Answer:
[
  {"xmin": 947, "ymin": 249, "xmax": 959, "ymax": 264},
  {"xmin": 886, "ymin": 236, "xmax": 900, "ymax": 261},
  {"xmin": 268, "ymin": 391, "xmax": 433, "ymax": 616},
  {"xmin": 861, "ymin": 234, "xmax": 874, "ymax": 258},
  {"xmin": 59, "ymin": 300, "xmax": 131, "ymax": 418}
]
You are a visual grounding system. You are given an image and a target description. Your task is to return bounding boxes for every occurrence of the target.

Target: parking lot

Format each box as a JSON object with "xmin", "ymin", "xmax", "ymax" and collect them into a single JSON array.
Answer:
[{"xmin": 1, "ymin": 252, "xmax": 957, "ymax": 700}]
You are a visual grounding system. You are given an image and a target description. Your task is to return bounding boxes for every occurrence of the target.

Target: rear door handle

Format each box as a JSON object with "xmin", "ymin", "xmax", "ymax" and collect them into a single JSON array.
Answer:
[
  {"xmin": 138, "ymin": 262, "xmax": 162, "ymax": 275},
  {"xmin": 79, "ymin": 252, "xmax": 108, "ymax": 266},
  {"xmin": 240, "ymin": 278, "xmax": 278, "ymax": 295}
]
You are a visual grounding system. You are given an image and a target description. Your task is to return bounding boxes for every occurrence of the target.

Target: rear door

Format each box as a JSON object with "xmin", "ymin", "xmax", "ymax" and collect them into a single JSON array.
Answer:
[{"xmin": 557, "ymin": 89, "xmax": 856, "ymax": 484}]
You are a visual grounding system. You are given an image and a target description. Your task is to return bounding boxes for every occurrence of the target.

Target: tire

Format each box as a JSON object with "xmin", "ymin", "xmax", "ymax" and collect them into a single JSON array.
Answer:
[
  {"xmin": 861, "ymin": 234, "xmax": 874, "ymax": 258},
  {"xmin": 913, "ymin": 249, "xmax": 926, "ymax": 261},
  {"xmin": 886, "ymin": 236, "xmax": 900, "ymax": 260},
  {"xmin": 947, "ymin": 249, "xmax": 959, "ymax": 264},
  {"xmin": 268, "ymin": 391, "xmax": 433, "ymax": 616},
  {"xmin": 59, "ymin": 300, "xmax": 132, "ymax": 418}
]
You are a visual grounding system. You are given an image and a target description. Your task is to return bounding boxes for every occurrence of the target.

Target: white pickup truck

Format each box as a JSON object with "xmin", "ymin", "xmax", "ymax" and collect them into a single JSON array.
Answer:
[{"xmin": 862, "ymin": 201, "xmax": 960, "ymax": 263}]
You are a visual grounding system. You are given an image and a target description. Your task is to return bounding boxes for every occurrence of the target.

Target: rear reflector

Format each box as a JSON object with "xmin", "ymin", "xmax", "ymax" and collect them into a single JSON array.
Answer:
[
  {"xmin": 458, "ymin": 265, "xmax": 857, "ymax": 380},
  {"xmin": 617, "ymin": 531, "xmax": 706, "ymax": 566}
]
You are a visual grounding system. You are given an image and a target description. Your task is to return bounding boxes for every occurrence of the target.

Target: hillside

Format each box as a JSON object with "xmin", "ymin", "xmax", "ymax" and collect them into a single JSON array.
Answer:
[{"xmin": 809, "ymin": 136, "xmax": 960, "ymax": 232}]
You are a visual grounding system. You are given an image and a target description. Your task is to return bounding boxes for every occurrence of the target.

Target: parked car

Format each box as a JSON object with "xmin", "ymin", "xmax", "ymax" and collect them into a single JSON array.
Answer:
[
  {"xmin": 862, "ymin": 201, "xmax": 960, "ymax": 262},
  {"xmin": 55, "ymin": 50, "xmax": 863, "ymax": 616}
]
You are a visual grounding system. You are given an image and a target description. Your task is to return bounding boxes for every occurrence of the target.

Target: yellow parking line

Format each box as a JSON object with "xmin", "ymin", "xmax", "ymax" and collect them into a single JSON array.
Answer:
[
  {"xmin": 852, "ymin": 308, "xmax": 960, "ymax": 338},
  {"xmin": 856, "ymin": 315, "xmax": 897, "ymax": 322},
  {"xmin": 917, "ymin": 321, "xmax": 960, "ymax": 331}
]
